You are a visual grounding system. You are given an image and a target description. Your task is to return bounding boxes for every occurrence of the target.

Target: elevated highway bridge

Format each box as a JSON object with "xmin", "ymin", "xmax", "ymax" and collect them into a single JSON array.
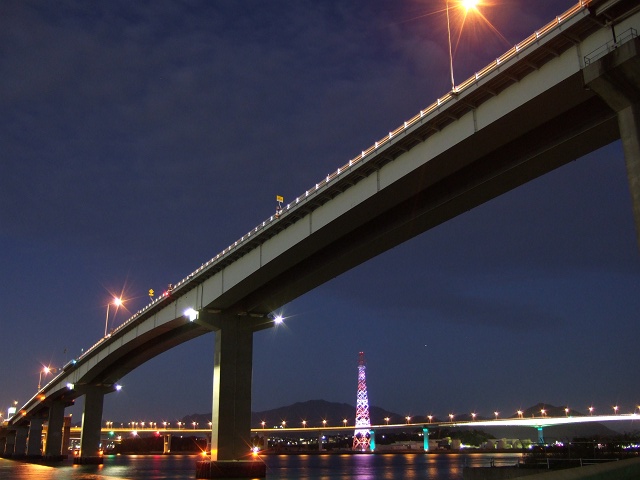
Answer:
[{"xmin": 2, "ymin": 0, "xmax": 640, "ymax": 476}]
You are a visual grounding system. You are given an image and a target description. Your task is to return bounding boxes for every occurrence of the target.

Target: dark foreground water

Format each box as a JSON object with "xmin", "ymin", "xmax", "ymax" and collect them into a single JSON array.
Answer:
[{"xmin": 0, "ymin": 452, "xmax": 523, "ymax": 480}]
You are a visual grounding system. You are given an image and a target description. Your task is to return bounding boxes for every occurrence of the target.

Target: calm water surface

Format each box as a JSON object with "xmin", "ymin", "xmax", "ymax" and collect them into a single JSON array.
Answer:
[{"xmin": 0, "ymin": 452, "xmax": 523, "ymax": 480}]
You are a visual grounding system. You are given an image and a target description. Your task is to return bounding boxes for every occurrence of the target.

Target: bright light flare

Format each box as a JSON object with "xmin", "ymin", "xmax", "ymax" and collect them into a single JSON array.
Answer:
[
  {"xmin": 184, "ymin": 308, "xmax": 198, "ymax": 322},
  {"xmin": 461, "ymin": 0, "xmax": 479, "ymax": 10}
]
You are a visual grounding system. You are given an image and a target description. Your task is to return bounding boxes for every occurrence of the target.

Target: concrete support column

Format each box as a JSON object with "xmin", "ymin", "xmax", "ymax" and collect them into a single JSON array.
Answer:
[
  {"xmin": 537, "ymin": 427, "xmax": 545, "ymax": 445},
  {"xmin": 210, "ymin": 316, "xmax": 256, "ymax": 461},
  {"xmin": 44, "ymin": 401, "xmax": 66, "ymax": 459},
  {"xmin": 423, "ymin": 427, "xmax": 429, "ymax": 452},
  {"xmin": 26, "ymin": 418, "xmax": 44, "ymax": 457},
  {"xmin": 318, "ymin": 431, "xmax": 324, "ymax": 452},
  {"xmin": 163, "ymin": 434, "xmax": 172, "ymax": 454},
  {"xmin": 618, "ymin": 102, "xmax": 640, "ymax": 247},
  {"xmin": 13, "ymin": 426, "xmax": 28, "ymax": 457},
  {"xmin": 76, "ymin": 386, "xmax": 106, "ymax": 464},
  {"xmin": 369, "ymin": 429, "xmax": 376, "ymax": 452},
  {"xmin": 3, "ymin": 430, "xmax": 16, "ymax": 457},
  {"xmin": 62, "ymin": 415, "xmax": 72, "ymax": 454},
  {"xmin": 195, "ymin": 311, "xmax": 273, "ymax": 478},
  {"xmin": 583, "ymin": 36, "xmax": 640, "ymax": 249}
]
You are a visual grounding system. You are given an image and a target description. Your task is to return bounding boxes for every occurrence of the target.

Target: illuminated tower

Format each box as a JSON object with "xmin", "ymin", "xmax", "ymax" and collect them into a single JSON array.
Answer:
[{"xmin": 353, "ymin": 351, "xmax": 371, "ymax": 451}]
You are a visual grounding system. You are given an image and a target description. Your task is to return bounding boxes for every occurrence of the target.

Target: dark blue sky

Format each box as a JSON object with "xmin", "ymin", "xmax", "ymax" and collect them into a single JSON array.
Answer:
[{"xmin": 2, "ymin": 0, "xmax": 639, "ymax": 427}]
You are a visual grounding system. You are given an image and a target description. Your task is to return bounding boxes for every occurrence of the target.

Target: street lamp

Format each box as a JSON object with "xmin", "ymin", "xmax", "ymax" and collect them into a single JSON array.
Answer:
[
  {"xmin": 471, "ymin": 412, "xmax": 477, "ymax": 421},
  {"xmin": 428, "ymin": 415, "xmax": 433, "ymax": 423},
  {"xmin": 104, "ymin": 297, "xmax": 123, "ymax": 336},
  {"xmin": 589, "ymin": 406, "xmax": 594, "ymax": 415},
  {"xmin": 343, "ymin": 419, "xmax": 347, "ymax": 427},
  {"xmin": 38, "ymin": 365, "xmax": 56, "ymax": 389},
  {"xmin": 494, "ymin": 411, "xmax": 499, "ymax": 420},
  {"xmin": 445, "ymin": 0, "xmax": 479, "ymax": 91},
  {"xmin": 405, "ymin": 416, "xmax": 411, "ymax": 424},
  {"xmin": 517, "ymin": 410, "xmax": 523, "ymax": 419}
]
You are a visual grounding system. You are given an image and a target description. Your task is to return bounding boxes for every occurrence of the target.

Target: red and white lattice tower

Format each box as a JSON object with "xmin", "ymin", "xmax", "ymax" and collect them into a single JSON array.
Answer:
[{"xmin": 353, "ymin": 351, "xmax": 371, "ymax": 451}]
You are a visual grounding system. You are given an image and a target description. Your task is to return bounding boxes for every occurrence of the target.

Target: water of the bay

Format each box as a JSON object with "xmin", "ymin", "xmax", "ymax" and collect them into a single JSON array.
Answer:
[{"xmin": 0, "ymin": 452, "xmax": 523, "ymax": 479}]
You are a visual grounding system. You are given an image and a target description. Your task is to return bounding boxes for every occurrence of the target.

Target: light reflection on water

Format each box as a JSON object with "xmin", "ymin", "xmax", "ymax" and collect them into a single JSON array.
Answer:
[{"xmin": 0, "ymin": 452, "xmax": 523, "ymax": 480}]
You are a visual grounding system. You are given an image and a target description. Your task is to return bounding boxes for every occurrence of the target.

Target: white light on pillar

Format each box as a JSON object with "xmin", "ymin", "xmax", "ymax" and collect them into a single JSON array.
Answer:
[{"xmin": 184, "ymin": 308, "xmax": 198, "ymax": 322}]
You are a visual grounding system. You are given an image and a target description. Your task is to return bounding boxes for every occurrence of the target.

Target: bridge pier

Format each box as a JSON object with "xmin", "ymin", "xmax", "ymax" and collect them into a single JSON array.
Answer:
[
  {"xmin": 584, "ymin": 36, "xmax": 640, "ymax": 249},
  {"xmin": 195, "ymin": 312, "xmax": 272, "ymax": 478},
  {"xmin": 12, "ymin": 426, "xmax": 28, "ymax": 458},
  {"xmin": 2, "ymin": 429, "xmax": 16, "ymax": 457},
  {"xmin": 43, "ymin": 401, "xmax": 67, "ymax": 460},
  {"xmin": 26, "ymin": 418, "xmax": 44, "ymax": 458},
  {"xmin": 163, "ymin": 434, "xmax": 172, "ymax": 454},
  {"xmin": 74, "ymin": 385, "xmax": 107, "ymax": 464},
  {"xmin": 537, "ymin": 427, "xmax": 545, "ymax": 445},
  {"xmin": 423, "ymin": 427, "xmax": 429, "ymax": 452}
]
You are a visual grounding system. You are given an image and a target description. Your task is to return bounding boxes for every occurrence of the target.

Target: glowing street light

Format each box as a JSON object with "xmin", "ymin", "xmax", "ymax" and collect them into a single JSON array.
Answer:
[
  {"xmin": 302, "ymin": 420, "xmax": 307, "ymax": 428},
  {"xmin": 384, "ymin": 417, "xmax": 390, "ymax": 425},
  {"xmin": 322, "ymin": 419, "xmax": 327, "ymax": 428},
  {"xmin": 517, "ymin": 410, "xmax": 523, "ymax": 419},
  {"xmin": 427, "ymin": 415, "xmax": 433, "ymax": 423},
  {"xmin": 613, "ymin": 405, "xmax": 619, "ymax": 415},
  {"xmin": 540, "ymin": 409, "xmax": 546, "ymax": 417},
  {"xmin": 494, "ymin": 411, "xmax": 499, "ymax": 420},
  {"xmin": 38, "ymin": 365, "xmax": 56, "ymax": 389},
  {"xmin": 445, "ymin": 0, "xmax": 479, "ymax": 91},
  {"xmin": 589, "ymin": 406, "xmax": 594, "ymax": 415},
  {"xmin": 449, "ymin": 413, "xmax": 454, "ymax": 422},
  {"xmin": 343, "ymin": 419, "xmax": 348, "ymax": 427},
  {"xmin": 104, "ymin": 297, "xmax": 123, "ymax": 337},
  {"xmin": 471, "ymin": 412, "xmax": 477, "ymax": 421},
  {"xmin": 405, "ymin": 416, "xmax": 411, "ymax": 424}
]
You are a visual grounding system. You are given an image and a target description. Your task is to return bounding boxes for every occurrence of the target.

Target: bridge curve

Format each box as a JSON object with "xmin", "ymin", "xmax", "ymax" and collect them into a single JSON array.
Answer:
[{"xmin": 5, "ymin": 0, "xmax": 640, "ymax": 472}]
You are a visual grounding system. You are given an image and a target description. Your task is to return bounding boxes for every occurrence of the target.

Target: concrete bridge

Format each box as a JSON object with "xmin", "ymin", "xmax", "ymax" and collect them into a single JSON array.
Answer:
[{"xmin": 2, "ymin": 0, "xmax": 640, "ymax": 477}]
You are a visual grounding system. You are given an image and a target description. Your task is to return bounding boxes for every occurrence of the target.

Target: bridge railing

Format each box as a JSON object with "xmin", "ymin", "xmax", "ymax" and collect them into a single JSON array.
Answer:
[
  {"xmin": 73, "ymin": 0, "xmax": 592, "ymax": 367},
  {"xmin": 584, "ymin": 27, "xmax": 639, "ymax": 65}
]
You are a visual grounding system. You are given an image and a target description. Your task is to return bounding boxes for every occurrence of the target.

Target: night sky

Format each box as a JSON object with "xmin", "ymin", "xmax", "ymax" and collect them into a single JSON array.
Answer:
[{"xmin": 2, "ymin": 0, "xmax": 639, "ymax": 428}]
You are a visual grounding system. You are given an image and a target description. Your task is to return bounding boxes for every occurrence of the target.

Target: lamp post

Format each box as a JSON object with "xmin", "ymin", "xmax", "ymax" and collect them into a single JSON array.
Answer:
[
  {"xmin": 445, "ymin": 0, "xmax": 479, "ymax": 91},
  {"xmin": 104, "ymin": 297, "xmax": 123, "ymax": 336},
  {"xmin": 446, "ymin": 0, "xmax": 455, "ymax": 91},
  {"xmin": 38, "ymin": 366, "xmax": 56, "ymax": 389}
]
